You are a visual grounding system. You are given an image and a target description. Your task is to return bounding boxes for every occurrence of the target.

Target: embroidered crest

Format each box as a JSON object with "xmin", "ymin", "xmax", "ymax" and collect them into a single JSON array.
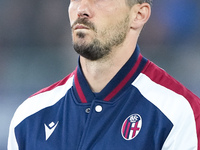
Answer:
[{"xmin": 121, "ymin": 114, "xmax": 142, "ymax": 140}]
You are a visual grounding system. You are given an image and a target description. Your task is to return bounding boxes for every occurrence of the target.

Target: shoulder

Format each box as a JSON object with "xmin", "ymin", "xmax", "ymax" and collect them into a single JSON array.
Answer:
[
  {"xmin": 30, "ymin": 71, "xmax": 75, "ymax": 98},
  {"xmin": 11, "ymin": 71, "xmax": 75, "ymax": 128},
  {"xmin": 133, "ymin": 60, "xmax": 200, "ymax": 116},
  {"xmin": 132, "ymin": 60, "xmax": 198, "ymax": 120},
  {"xmin": 132, "ymin": 60, "xmax": 200, "ymax": 148},
  {"xmin": 138, "ymin": 60, "xmax": 200, "ymax": 109},
  {"xmin": 8, "ymin": 71, "xmax": 76, "ymax": 149}
]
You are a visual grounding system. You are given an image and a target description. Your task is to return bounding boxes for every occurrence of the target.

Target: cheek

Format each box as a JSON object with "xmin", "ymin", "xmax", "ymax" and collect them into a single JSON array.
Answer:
[{"xmin": 68, "ymin": 4, "xmax": 77, "ymax": 26}]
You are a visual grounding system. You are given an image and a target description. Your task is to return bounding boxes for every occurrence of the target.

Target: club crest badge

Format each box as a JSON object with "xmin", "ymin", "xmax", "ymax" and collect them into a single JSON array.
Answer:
[{"xmin": 121, "ymin": 114, "xmax": 142, "ymax": 140}]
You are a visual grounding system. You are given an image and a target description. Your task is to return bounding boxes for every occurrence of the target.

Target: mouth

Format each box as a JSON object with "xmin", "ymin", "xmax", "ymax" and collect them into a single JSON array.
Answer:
[{"xmin": 74, "ymin": 24, "xmax": 90, "ymax": 30}]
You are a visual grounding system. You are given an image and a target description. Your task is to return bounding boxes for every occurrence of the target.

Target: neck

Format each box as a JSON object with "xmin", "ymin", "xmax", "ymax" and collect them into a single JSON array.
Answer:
[{"xmin": 80, "ymin": 34, "xmax": 138, "ymax": 93}]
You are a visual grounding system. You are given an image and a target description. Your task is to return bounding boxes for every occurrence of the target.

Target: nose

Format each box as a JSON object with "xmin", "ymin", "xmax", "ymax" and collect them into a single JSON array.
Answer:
[{"xmin": 77, "ymin": 0, "xmax": 92, "ymax": 18}]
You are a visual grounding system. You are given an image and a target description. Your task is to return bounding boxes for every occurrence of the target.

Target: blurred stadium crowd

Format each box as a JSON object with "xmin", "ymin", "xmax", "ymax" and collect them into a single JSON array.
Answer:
[{"xmin": 0, "ymin": 0, "xmax": 200, "ymax": 149}]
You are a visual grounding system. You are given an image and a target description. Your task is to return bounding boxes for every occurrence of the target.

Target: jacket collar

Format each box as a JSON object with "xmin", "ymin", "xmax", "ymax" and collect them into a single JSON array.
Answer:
[{"xmin": 73, "ymin": 45, "xmax": 148, "ymax": 103}]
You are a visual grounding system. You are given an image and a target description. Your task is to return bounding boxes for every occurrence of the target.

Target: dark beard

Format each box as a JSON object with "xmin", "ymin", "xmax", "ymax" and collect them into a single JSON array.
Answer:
[
  {"xmin": 73, "ymin": 35, "xmax": 110, "ymax": 61},
  {"xmin": 72, "ymin": 16, "xmax": 130, "ymax": 61},
  {"xmin": 72, "ymin": 18, "xmax": 109, "ymax": 60}
]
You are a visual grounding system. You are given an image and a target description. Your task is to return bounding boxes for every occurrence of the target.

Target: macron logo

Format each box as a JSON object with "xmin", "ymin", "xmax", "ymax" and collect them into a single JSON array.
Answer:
[{"xmin": 44, "ymin": 121, "xmax": 59, "ymax": 140}]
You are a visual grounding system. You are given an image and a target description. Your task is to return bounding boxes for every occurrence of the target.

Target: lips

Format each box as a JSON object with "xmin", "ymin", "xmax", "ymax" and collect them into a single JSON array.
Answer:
[
  {"xmin": 72, "ymin": 18, "xmax": 96, "ymax": 32},
  {"xmin": 74, "ymin": 24, "xmax": 89, "ymax": 30}
]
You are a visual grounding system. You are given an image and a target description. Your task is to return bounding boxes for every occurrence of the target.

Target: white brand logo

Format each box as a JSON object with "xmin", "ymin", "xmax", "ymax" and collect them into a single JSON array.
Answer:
[{"xmin": 44, "ymin": 121, "xmax": 59, "ymax": 140}]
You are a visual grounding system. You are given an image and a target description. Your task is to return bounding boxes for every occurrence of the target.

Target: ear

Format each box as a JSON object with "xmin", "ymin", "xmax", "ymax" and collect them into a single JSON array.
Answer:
[{"xmin": 130, "ymin": 3, "xmax": 151, "ymax": 30}]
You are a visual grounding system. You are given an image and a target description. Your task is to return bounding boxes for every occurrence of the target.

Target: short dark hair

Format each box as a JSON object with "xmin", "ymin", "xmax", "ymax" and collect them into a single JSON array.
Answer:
[{"xmin": 126, "ymin": 0, "xmax": 152, "ymax": 7}]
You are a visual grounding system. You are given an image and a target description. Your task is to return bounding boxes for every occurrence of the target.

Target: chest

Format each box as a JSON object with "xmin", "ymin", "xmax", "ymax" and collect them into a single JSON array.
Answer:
[{"xmin": 15, "ymin": 89, "xmax": 173, "ymax": 150}]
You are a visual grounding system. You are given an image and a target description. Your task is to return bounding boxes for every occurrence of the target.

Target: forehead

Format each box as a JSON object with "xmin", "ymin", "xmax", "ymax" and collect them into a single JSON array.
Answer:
[
  {"xmin": 68, "ymin": 0, "xmax": 129, "ymax": 11},
  {"xmin": 69, "ymin": 0, "xmax": 127, "ymax": 5}
]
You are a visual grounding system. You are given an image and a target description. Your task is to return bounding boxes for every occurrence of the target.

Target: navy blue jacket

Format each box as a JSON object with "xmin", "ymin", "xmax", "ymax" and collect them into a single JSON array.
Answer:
[{"xmin": 8, "ymin": 46, "xmax": 200, "ymax": 150}]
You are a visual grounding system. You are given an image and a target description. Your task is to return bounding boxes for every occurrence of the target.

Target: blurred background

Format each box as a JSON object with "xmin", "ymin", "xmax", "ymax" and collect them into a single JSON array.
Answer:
[{"xmin": 0, "ymin": 0, "xmax": 200, "ymax": 149}]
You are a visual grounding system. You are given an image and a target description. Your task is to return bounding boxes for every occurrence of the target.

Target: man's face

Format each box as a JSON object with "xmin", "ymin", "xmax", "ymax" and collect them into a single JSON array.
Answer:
[{"xmin": 68, "ymin": 0, "xmax": 131, "ymax": 60}]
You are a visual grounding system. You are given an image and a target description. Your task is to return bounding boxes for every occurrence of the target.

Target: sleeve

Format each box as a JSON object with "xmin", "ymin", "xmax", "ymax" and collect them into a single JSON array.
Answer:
[
  {"xmin": 132, "ymin": 72, "xmax": 199, "ymax": 150},
  {"xmin": 8, "ymin": 114, "xmax": 20, "ymax": 150},
  {"xmin": 161, "ymin": 104, "xmax": 198, "ymax": 150}
]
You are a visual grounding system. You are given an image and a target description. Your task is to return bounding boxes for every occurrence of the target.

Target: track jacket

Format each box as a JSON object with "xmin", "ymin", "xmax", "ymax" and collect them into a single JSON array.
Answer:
[{"xmin": 8, "ymin": 45, "xmax": 200, "ymax": 150}]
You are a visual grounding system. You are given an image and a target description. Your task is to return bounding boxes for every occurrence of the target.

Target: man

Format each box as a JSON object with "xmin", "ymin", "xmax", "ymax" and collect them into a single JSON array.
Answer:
[{"xmin": 8, "ymin": 0, "xmax": 200, "ymax": 149}]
